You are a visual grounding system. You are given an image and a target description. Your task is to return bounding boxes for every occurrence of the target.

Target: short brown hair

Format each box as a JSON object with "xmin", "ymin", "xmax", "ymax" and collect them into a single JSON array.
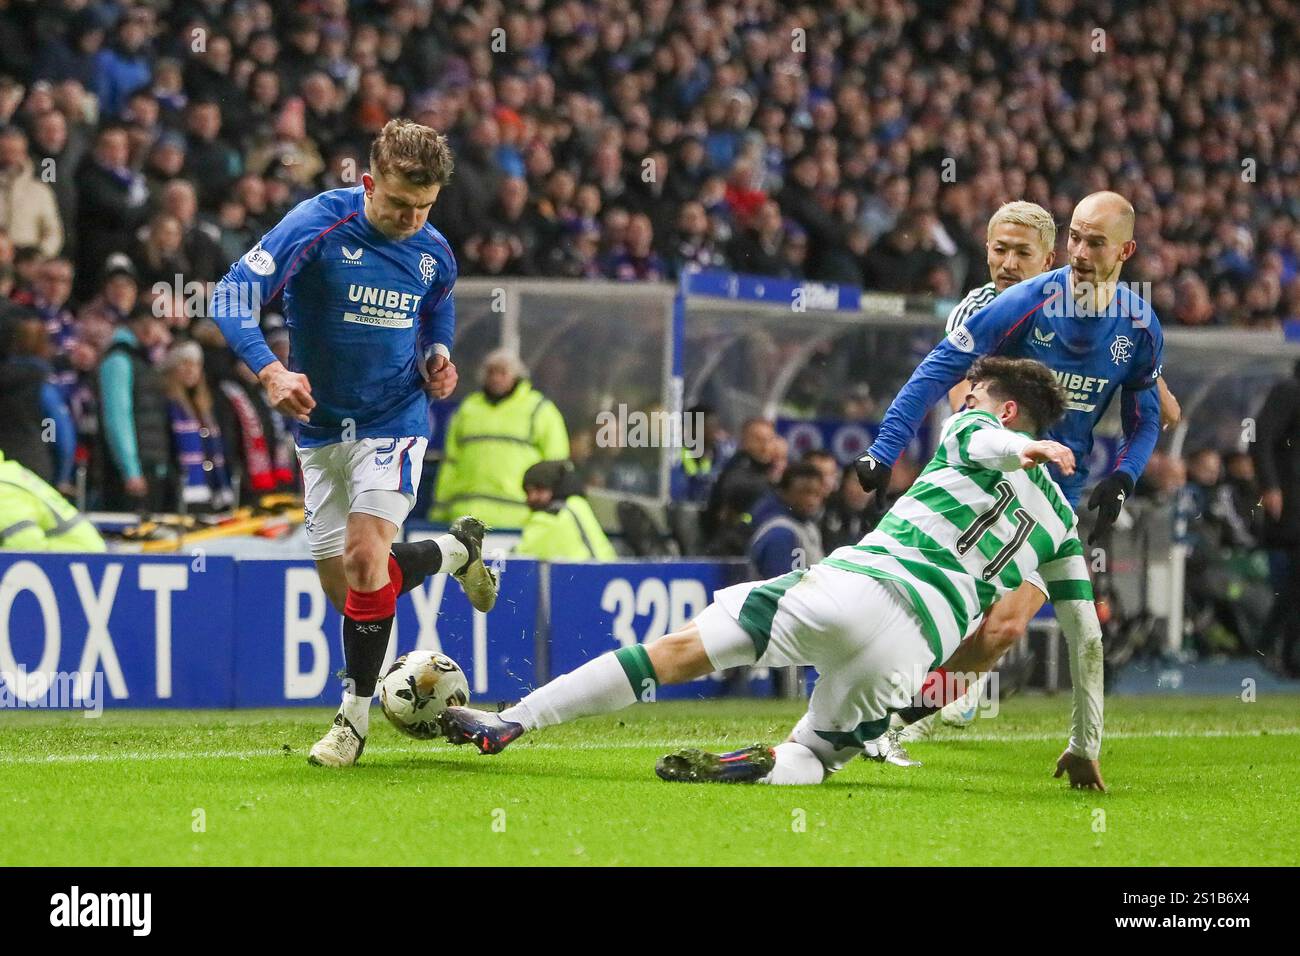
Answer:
[
  {"xmin": 967, "ymin": 356, "xmax": 1067, "ymax": 435},
  {"xmin": 370, "ymin": 119, "xmax": 455, "ymax": 187}
]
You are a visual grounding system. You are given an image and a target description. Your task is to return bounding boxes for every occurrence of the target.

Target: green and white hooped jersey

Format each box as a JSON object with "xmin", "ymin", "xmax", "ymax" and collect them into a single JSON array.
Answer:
[{"xmin": 823, "ymin": 408, "xmax": 1092, "ymax": 665}]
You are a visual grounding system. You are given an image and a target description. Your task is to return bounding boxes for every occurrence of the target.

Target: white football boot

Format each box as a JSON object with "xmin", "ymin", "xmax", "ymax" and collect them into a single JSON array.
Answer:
[
  {"xmin": 894, "ymin": 712, "xmax": 938, "ymax": 743},
  {"xmin": 307, "ymin": 713, "xmax": 366, "ymax": 767},
  {"xmin": 939, "ymin": 676, "xmax": 989, "ymax": 728},
  {"xmin": 864, "ymin": 730, "xmax": 923, "ymax": 767}
]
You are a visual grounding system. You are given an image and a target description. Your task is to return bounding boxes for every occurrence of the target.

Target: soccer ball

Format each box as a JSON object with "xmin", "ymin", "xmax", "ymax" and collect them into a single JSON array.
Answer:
[{"xmin": 378, "ymin": 650, "xmax": 470, "ymax": 739}]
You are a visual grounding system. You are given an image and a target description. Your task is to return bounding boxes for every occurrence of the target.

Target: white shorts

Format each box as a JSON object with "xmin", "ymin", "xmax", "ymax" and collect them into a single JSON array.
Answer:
[
  {"xmin": 297, "ymin": 437, "xmax": 428, "ymax": 560},
  {"xmin": 695, "ymin": 564, "xmax": 936, "ymax": 773}
]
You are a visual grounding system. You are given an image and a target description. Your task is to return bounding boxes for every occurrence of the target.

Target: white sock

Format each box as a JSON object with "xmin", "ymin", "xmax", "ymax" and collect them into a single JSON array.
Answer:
[
  {"xmin": 340, "ymin": 691, "xmax": 371, "ymax": 737},
  {"xmin": 501, "ymin": 647, "xmax": 653, "ymax": 731},
  {"xmin": 435, "ymin": 533, "xmax": 469, "ymax": 575},
  {"xmin": 759, "ymin": 742, "xmax": 825, "ymax": 785}
]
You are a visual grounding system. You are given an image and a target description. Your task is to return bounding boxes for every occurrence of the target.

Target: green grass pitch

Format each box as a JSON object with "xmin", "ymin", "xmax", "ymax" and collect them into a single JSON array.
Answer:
[{"xmin": 1, "ymin": 694, "xmax": 1296, "ymax": 866}]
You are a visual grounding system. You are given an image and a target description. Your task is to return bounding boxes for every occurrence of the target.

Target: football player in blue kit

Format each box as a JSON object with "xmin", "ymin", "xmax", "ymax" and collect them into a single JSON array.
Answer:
[
  {"xmin": 856, "ymin": 192, "xmax": 1169, "ymax": 758},
  {"xmin": 211, "ymin": 119, "xmax": 499, "ymax": 767}
]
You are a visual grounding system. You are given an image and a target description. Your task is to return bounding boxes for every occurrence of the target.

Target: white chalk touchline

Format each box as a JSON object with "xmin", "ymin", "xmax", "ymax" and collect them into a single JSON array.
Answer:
[{"xmin": 0, "ymin": 726, "xmax": 1295, "ymax": 765}]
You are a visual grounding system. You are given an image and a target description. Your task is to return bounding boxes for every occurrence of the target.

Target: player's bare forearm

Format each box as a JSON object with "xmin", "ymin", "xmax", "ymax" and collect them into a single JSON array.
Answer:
[{"xmin": 1020, "ymin": 440, "xmax": 1075, "ymax": 474}]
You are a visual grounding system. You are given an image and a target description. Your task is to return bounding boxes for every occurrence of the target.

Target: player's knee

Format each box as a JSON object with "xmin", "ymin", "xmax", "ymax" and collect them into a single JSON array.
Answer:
[
  {"xmin": 646, "ymin": 631, "xmax": 710, "ymax": 685},
  {"xmin": 342, "ymin": 538, "xmax": 388, "ymax": 589}
]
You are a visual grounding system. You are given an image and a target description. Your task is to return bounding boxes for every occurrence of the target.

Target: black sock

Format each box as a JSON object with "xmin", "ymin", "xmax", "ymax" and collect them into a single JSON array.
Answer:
[
  {"xmin": 895, "ymin": 703, "xmax": 940, "ymax": 726},
  {"xmin": 389, "ymin": 540, "xmax": 444, "ymax": 597},
  {"xmin": 342, "ymin": 616, "xmax": 394, "ymax": 697}
]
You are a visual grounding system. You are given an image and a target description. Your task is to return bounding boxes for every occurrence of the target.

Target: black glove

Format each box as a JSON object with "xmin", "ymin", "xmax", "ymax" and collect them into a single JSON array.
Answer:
[
  {"xmin": 853, "ymin": 453, "xmax": 892, "ymax": 512},
  {"xmin": 1086, "ymin": 472, "xmax": 1134, "ymax": 544}
]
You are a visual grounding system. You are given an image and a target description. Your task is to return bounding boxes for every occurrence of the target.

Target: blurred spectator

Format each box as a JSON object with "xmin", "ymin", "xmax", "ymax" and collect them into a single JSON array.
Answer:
[
  {"xmin": 747, "ymin": 461, "xmax": 827, "ymax": 579},
  {"xmin": 131, "ymin": 212, "xmax": 191, "ymax": 290},
  {"xmin": 1183, "ymin": 449, "xmax": 1256, "ymax": 551},
  {"xmin": 183, "ymin": 101, "xmax": 242, "ymax": 210},
  {"xmin": 158, "ymin": 179, "xmax": 224, "ymax": 283},
  {"xmin": 0, "ymin": 124, "xmax": 63, "ymax": 256},
  {"xmin": 485, "ymin": 176, "xmax": 542, "ymax": 273},
  {"xmin": 515, "ymin": 459, "xmax": 616, "ymax": 561},
  {"xmin": 1252, "ymin": 360, "xmax": 1300, "ymax": 676},
  {"xmin": 679, "ymin": 403, "xmax": 734, "ymax": 506},
  {"xmin": 821, "ymin": 462, "xmax": 872, "ymax": 551},
  {"xmin": 802, "ymin": 449, "xmax": 840, "ymax": 500},
  {"xmin": 94, "ymin": 8, "xmax": 152, "ymax": 119},
  {"xmin": 727, "ymin": 200, "xmax": 792, "ymax": 277},
  {"xmin": 861, "ymin": 214, "xmax": 945, "ymax": 293},
  {"xmin": 30, "ymin": 255, "xmax": 76, "ymax": 356},
  {"xmin": 34, "ymin": 8, "xmax": 106, "ymax": 90},
  {"xmin": 0, "ymin": 448, "xmax": 105, "ymax": 552},
  {"xmin": 777, "ymin": 152, "xmax": 841, "ymax": 277},
  {"xmin": 193, "ymin": 317, "xmax": 294, "ymax": 498},
  {"xmin": 1223, "ymin": 451, "xmax": 1263, "ymax": 540},
  {"xmin": 0, "ymin": 304, "xmax": 73, "ymax": 488},
  {"xmin": 162, "ymin": 340, "xmax": 233, "ymax": 513},
  {"xmin": 703, "ymin": 417, "xmax": 777, "ymax": 540},
  {"xmin": 463, "ymin": 228, "xmax": 528, "ymax": 278},
  {"xmin": 1135, "ymin": 450, "xmax": 1188, "ymax": 502},
  {"xmin": 75, "ymin": 124, "xmax": 149, "ymax": 298},
  {"xmin": 78, "ymin": 252, "xmax": 139, "ymax": 329},
  {"xmin": 1180, "ymin": 448, "xmax": 1270, "ymax": 656},
  {"xmin": 778, "ymin": 223, "xmax": 809, "ymax": 278},
  {"xmin": 144, "ymin": 129, "xmax": 187, "ymax": 194},
  {"xmin": 28, "ymin": 108, "xmax": 83, "ymax": 252},
  {"xmin": 432, "ymin": 350, "xmax": 569, "ymax": 529},
  {"xmin": 246, "ymin": 97, "xmax": 324, "ymax": 192},
  {"xmin": 602, "ymin": 212, "xmax": 666, "ymax": 281},
  {"xmin": 98, "ymin": 306, "xmax": 171, "ymax": 512},
  {"xmin": 669, "ymin": 200, "xmax": 727, "ymax": 277}
]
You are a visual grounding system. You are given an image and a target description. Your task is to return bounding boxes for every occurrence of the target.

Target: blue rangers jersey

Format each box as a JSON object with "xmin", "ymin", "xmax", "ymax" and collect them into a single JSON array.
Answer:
[
  {"xmin": 210, "ymin": 186, "xmax": 457, "ymax": 447},
  {"xmin": 869, "ymin": 266, "xmax": 1164, "ymax": 506}
]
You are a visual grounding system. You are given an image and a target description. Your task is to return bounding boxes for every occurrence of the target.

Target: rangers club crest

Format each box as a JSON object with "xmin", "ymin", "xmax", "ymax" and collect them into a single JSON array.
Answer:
[
  {"xmin": 1110, "ymin": 334, "xmax": 1133, "ymax": 365},
  {"xmin": 419, "ymin": 253, "xmax": 437, "ymax": 284}
]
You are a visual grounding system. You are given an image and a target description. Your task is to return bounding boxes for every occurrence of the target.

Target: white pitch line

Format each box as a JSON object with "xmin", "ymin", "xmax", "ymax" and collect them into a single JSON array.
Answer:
[{"xmin": 0, "ymin": 726, "xmax": 1295, "ymax": 766}]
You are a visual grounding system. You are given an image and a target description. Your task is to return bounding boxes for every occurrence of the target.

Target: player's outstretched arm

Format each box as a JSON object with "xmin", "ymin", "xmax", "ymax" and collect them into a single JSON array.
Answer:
[
  {"xmin": 865, "ymin": 287, "xmax": 1039, "ymax": 474},
  {"xmin": 1019, "ymin": 439, "xmax": 1076, "ymax": 474},
  {"xmin": 943, "ymin": 414, "xmax": 1076, "ymax": 475}
]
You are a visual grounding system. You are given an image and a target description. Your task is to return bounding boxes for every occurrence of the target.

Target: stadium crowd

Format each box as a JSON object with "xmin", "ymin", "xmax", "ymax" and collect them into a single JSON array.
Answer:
[{"xmin": 0, "ymin": 0, "xmax": 1296, "ymax": 523}]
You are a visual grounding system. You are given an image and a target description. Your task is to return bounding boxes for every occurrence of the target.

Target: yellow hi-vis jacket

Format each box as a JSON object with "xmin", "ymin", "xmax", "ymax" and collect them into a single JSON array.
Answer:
[
  {"xmin": 431, "ymin": 381, "xmax": 570, "ymax": 529},
  {"xmin": 0, "ymin": 451, "xmax": 106, "ymax": 552},
  {"xmin": 516, "ymin": 494, "xmax": 617, "ymax": 561}
]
